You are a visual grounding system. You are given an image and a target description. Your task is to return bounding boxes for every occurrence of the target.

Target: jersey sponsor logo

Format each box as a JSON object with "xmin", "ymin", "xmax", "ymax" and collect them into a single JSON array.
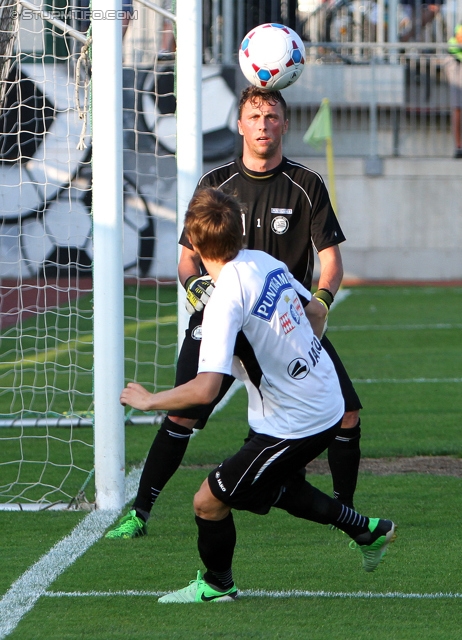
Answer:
[
  {"xmin": 289, "ymin": 303, "xmax": 301, "ymax": 325},
  {"xmin": 280, "ymin": 311, "xmax": 296, "ymax": 334},
  {"xmin": 252, "ymin": 268, "xmax": 292, "ymax": 321},
  {"xmin": 271, "ymin": 216, "xmax": 289, "ymax": 235},
  {"xmin": 271, "ymin": 208, "xmax": 292, "ymax": 215},
  {"xmin": 288, "ymin": 358, "xmax": 310, "ymax": 379},
  {"xmin": 308, "ymin": 336, "xmax": 323, "ymax": 367},
  {"xmin": 191, "ymin": 325, "xmax": 202, "ymax": 340},
  {"xmin": 293, "ymin": 296, "xmax": 304, "ymax": 316}
]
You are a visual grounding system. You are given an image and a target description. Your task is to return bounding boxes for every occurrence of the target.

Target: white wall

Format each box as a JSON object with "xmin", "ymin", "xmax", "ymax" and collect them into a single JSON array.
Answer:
[{"xmin": 295, "ymin": 157, "xmax": 462, "ymax": 281}]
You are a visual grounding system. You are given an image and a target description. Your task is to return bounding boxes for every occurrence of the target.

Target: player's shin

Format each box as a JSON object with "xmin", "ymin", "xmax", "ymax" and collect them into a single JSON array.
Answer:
[
  {"xmin": 327, "ymin": 419, "xmax": 361, "ymax": 509},
  {"xmin": 196, "ymin": 513, "xmax": 237, "ymax": 591},
  {"xmin": 132, "ymin": 417, "xmax": 192, "ymax": 516}
]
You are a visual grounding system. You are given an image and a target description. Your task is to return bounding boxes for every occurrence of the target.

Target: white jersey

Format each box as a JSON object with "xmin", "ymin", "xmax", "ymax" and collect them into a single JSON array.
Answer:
[{"xmin": 198, "ymin": 250, "xmax": 344, "ymax": 439}]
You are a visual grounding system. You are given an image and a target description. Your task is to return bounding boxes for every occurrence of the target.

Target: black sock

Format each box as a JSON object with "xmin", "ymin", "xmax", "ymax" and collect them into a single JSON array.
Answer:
[
  {"xmin": 203, "ymin": 568, "xmax": 234, "ymax": 591},
  {"xmin": 274, "ymin": 479, "xmax": 369, "ymax": 538},
  {"xmin": 132, "ymin": 417, "xmax": 192, "ymax": 515},
  {"xmin": 275, "ymin": 479, "xmax": 343, "ymax": 524},
  {"xmin": 196, "ymin": 513, "xmax": 236, "ymax": 589},
  {"xmin": 327, "ymin": 419, "xmax": 361, "ymax": 508},
  {"xmin": 334, "ymin": 503, "xmax": 368, "ymax": 538}
]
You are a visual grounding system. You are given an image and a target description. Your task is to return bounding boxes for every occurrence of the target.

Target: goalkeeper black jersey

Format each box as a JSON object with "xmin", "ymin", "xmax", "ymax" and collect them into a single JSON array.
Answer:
[{"xmin": 179, "ymin": 156, "xmax": 346, "ymax": 290}]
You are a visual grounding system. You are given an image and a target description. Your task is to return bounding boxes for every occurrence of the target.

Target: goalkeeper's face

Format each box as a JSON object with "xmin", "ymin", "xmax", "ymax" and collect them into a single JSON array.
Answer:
[{"xmin": 238, "ymin": 99, "xmax": 289, "ymax": 160}]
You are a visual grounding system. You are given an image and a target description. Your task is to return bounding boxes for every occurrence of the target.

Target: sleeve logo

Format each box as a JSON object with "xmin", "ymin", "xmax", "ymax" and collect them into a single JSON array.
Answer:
[{"xmin": 252, "ymin": 268, "xmax": 293, "ymax": 321}]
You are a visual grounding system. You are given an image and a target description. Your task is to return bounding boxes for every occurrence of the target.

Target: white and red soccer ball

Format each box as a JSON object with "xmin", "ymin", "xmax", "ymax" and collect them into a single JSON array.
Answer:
[{"xmin": 239, "ymin": 23, "xmax": 305, "ymax": 91}]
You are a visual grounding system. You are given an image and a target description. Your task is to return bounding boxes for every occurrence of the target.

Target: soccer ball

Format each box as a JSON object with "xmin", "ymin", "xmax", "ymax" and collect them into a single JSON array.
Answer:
[{"xmin": 239, "ymin": 23, "xmax": 305, "ymax": 91}]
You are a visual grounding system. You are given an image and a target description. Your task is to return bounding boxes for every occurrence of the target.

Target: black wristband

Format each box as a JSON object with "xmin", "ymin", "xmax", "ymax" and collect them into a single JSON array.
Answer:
[
  {"xmin": 314, "ymin": 288, "xmax": 334, "ymax": 309},
  {"xmin": 184, "ymin": 275, "xmax": 197, "ymax": 291}
]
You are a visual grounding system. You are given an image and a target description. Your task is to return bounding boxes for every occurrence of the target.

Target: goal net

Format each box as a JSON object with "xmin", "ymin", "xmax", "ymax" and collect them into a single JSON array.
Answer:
[{"xmin": 0, "ymin": 0, "xmax": 178, "ymax": 509}]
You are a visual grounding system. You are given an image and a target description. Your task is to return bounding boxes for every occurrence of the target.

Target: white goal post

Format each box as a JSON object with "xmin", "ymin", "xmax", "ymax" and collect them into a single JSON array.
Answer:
[{"xmin": 92, "ymin": 0, "xmax": 203, "ymax": 510}]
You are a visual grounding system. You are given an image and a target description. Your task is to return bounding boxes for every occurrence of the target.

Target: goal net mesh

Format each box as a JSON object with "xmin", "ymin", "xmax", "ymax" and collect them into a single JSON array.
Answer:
[{"xmin": 0, "ymin": 1, "xmax": 177, "ymax": 508}]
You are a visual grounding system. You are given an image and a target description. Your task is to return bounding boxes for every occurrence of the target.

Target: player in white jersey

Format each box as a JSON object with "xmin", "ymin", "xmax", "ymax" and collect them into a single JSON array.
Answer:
[
  {"xmin": 199, "ymin": 250, "xmax": 344, "ymax": 439},
  {"xmin": 120, "ymin": 188, "xmax": 396, "ymax": 603}
]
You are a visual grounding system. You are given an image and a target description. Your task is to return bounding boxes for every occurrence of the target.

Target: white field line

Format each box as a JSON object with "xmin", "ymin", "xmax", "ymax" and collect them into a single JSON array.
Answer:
[
  {"xmin": 329, "ymin": 323, "xmax": 462, "ymax": 332},
  {"xmin": 43, "ymin": 589, "xmax": 462, "ymax": 600},
  {"xmin": 352, "ymin": 378, "xmax": 462, "ymax": 384},
  {"xmin": 0, "ymin": 467, "xmax": 142, "ymax": 639},
  {"xmin": 330, "ymin": 288, "xmax": 351, "ymax": 310},
  {"xmin": 0, "ymin": 510, "xmax": 119, "ymax": 639},
  {"xmin": 0, "ymin": 382, "xmax": 244, "ymax": 637}
]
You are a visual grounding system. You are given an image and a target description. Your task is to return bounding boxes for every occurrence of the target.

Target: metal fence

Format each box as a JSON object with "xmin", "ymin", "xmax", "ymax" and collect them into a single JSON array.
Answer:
[
  {"xmin": 123, "ymin": 1, "xmax": 460, "ymax": 159},
  {"xmin": 201, "ymin": 0, "xmax": 462, "ymax": 60},
  {"xmin": 280, "ymin": 42, "xmax": 456, "ymax": 159}
]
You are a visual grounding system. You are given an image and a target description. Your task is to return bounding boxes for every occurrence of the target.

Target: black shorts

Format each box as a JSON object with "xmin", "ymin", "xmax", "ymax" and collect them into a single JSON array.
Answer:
[{"xmin": 207, "ymin": 422, "xmax": 341, "ymax": 515}]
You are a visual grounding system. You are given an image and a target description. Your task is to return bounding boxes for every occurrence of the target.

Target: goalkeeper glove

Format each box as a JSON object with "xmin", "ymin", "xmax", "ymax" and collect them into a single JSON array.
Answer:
[{"xmin": 184, "ymin": 275, "xmax": 215, "ymax": 315}]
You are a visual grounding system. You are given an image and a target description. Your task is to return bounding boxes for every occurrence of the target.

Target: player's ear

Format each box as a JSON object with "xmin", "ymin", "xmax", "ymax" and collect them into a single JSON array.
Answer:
[
  {"xmin": 237, "ymin": 120, "xmax": 244, "ymax": 136},
  {"xmin": 282, "ymin": 119, "xmax": 289, "ymax": 135}
]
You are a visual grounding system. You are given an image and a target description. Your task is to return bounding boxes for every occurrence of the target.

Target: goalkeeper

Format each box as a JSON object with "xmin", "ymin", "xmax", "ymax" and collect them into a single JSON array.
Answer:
[{"xmin": 106, "ymin": 86, "xmax": 362, "ymax": 539}]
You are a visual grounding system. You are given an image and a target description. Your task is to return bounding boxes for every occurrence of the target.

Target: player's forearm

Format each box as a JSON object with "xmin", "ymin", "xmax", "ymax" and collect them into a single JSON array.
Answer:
[
  {"xmin": 178, "ymin": 246, "xmax": 202, "ymax": 288},
  {"xmin": 305, "ymin": 297, "xmax": 328, "ymax": 339},
  {"xmin": 317, "ymin": 245, "xmax": 344, "ymax": 296},
  {"xmin": 120, "ymin": 373, "xmax": 224, "ymax": 412}
]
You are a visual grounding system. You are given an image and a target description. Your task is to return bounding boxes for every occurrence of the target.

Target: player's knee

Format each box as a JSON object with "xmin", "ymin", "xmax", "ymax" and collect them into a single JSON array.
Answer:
[
  {"xmin": 194, "ymin": 479, "xmax": 229, "ymax": 520},
  {"xmin": 166, "ymin": 415, "xmax": 197, "ymax": 430},
  {"xmin": 340, "ymin": 410, "xmax": 360, "ymax": 429}
]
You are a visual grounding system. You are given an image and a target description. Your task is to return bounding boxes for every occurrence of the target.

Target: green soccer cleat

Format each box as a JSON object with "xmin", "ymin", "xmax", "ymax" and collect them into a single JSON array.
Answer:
[
  {"xmin": 158, "ymin": 571, "xmax": 238, "ymax": 603},
  {"xmin": 105, "ymin": 510, "xmax": 147, "ymax": 539},
  {"xmin": 350, "ymin": 518, "xmax": 396, "ymax": 572}
]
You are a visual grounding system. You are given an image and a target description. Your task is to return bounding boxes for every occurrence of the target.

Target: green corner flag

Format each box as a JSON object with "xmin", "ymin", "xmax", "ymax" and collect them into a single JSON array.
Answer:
[
  {"xmin": 303, "ymin": 98, "xmax": 337, "ymax": 215},
  {"xmin": 303, "ymin": 98, "xmax": 332, "ymax": 149}
]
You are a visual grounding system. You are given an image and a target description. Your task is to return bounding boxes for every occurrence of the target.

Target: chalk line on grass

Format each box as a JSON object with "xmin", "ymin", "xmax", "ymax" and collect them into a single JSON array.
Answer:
[
  {"xmin": 43, "ymin": 589, "xmax": 462, "ymax": 600},
  {"xmin": 0, "ymin": 467, "xmax": 142, "ymax": 639},
  {"xmin": 352, "ymin": 378, "xmax": 462, "ymax": 384},
  {"xmin": 0, "ymin": 382, "xmax": 244, "ymax": 638},
  {"xmin": 0, "ymin": 510, "xmax": 118, "ymax": 638},
  {"xmin": 330, "ymin": 288, "xmax": 351, "ymax": 310},
  {"xmin": 329, "ymin": 323, "xmax": 462, "ymax": 332}
]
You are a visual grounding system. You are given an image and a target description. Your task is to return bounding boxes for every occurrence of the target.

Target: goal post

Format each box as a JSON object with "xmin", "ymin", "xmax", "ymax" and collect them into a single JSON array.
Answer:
[
  {"xmin": 175, "ymin": 0, "xmax": 202, "ymax": 343},
  {"xmin": 91, "ymin": 0, "xmax": 126, "ymax": 511},
  {"xmin": 89, "ymin": 0, "xmax": 203, "ymax": 510}
]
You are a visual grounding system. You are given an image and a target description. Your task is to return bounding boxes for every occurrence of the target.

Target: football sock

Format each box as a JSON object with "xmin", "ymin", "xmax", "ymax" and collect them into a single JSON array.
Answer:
[
  {"xmin": 203, "ymin": 568, "xmax": 234, "ymax": 591},
  {"xmin": 132, "ymin": 417, "xmax": 192, "ymax": 516},
  {"xmin": 274, "ymin": 479, "xmax": 369, "ymax": 538},
  {"xmin": 134, "ymin": 508, "xmax": 149, "ymax": 523},
  {"xmin": 196, "ymin": 513, "xmax": 236, "ymax": 587},
  {"xmin": 327, "ymin": 419, "xmax": 361, "ymax": 508},
  {"xmin": 334, "ymin": 503, "xmax": 368, "ymax": 538}
]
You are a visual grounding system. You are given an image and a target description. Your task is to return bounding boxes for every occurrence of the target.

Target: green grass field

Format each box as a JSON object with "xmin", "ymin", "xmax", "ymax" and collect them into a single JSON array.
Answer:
[{"xmin": 1, "ymin": 286, "xmax": 461, "ymax": 639}]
